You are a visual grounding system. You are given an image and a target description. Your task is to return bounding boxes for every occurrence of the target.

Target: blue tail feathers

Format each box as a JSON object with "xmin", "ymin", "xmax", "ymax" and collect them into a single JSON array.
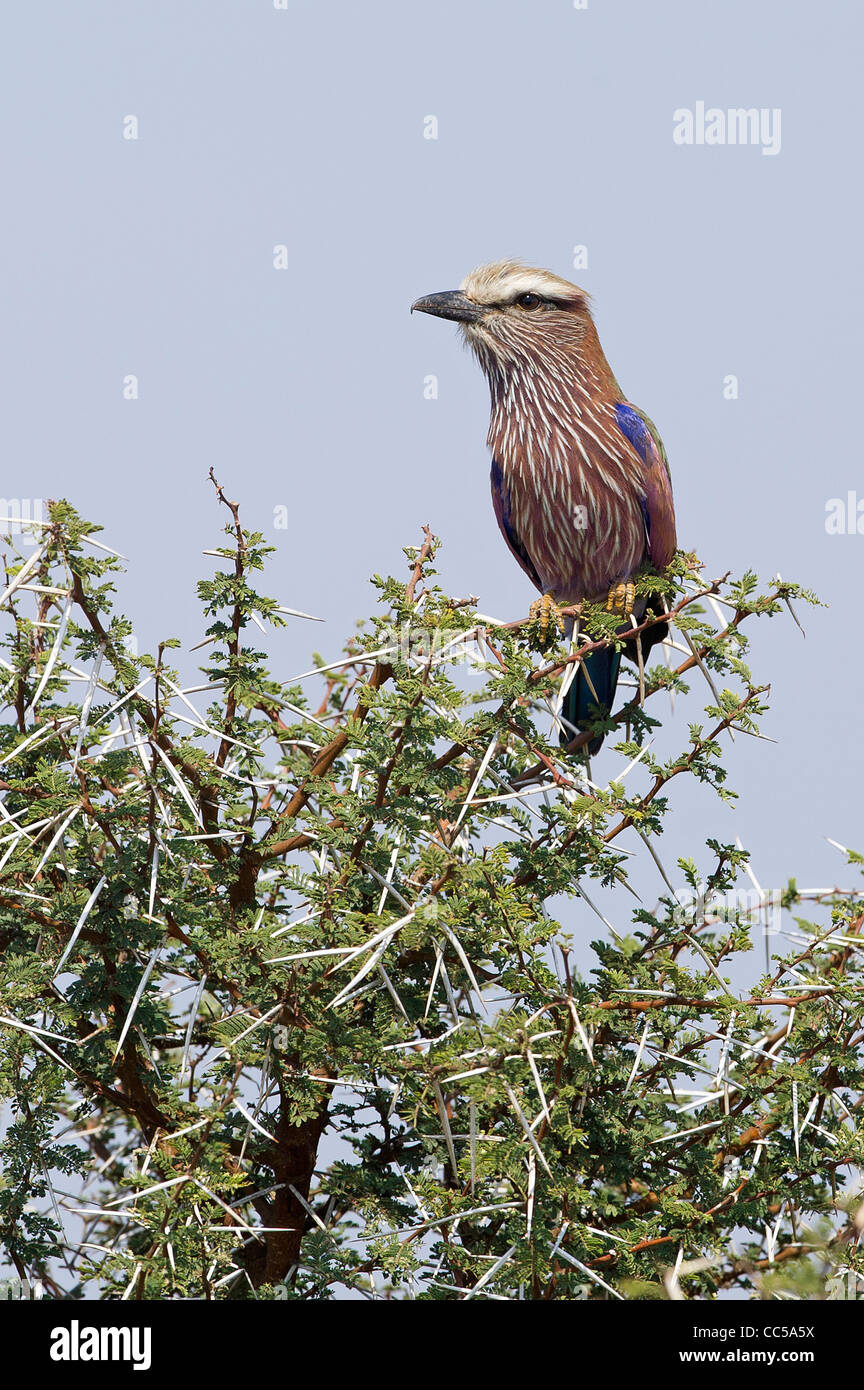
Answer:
[{"xmin": 561, "ymin": 646, "xmax": 622, "ymax": 755}]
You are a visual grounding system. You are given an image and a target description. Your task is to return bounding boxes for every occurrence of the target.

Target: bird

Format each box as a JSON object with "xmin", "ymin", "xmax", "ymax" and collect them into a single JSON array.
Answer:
[{"xmin": 411, "ymin": 260, "xmax": 676, "ymax": 754}]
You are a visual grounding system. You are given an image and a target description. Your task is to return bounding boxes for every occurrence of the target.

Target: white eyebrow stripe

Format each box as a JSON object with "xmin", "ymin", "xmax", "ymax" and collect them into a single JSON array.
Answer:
[{"xmin": 460, "ymin": 261, "xmax": 585, "ymax": 307}]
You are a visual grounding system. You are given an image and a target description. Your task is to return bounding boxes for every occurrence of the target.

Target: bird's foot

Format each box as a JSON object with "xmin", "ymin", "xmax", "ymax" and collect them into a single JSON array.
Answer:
[
  {"xmin": 605, "ymin": 581, "xmax": 636, "ymax": 618},
  {"xmin": 528, "ymin": 592, "xmax": 565, "ymax": 649}
]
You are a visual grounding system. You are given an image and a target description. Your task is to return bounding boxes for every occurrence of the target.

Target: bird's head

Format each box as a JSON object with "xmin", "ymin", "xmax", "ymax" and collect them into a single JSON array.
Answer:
[{"xmin": 411, "ymin": 260, "xmax": 596, "ymax": 379}]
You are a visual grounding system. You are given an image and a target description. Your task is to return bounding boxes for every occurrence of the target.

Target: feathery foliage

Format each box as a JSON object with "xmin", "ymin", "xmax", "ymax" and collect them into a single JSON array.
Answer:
[{"xmin": 0, "ymin": 486, "xmax": 860, "ymax": 1302}]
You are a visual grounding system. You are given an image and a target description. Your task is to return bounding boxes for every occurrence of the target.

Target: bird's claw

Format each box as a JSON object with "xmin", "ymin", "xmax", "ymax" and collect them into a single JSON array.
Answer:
[
  {"xmin": 528, "ymin": 593, "xmax": 565, "ymax": 648},
  {"xmin": 605, "ymin": 581, "xmax": 636, "ymax": 617}
]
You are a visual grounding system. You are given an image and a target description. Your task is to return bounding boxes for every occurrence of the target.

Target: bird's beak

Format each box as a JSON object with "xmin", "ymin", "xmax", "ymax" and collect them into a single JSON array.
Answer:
[{"xmin": 410, "ymin": 290, "xmax": 486, "ymax": 323}]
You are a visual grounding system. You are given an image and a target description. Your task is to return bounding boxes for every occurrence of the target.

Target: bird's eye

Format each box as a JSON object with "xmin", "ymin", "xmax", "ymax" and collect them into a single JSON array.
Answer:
[{"xmin": 516, "ymin": 292, "xmax": 543, "ymax": 309}]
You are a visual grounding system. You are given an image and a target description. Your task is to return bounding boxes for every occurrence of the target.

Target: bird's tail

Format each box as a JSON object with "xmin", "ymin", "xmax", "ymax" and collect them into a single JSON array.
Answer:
[
  {"xmin": 559, "ymin": 600, "xmax": 669, "ymax": 754},
  {"xmin": 560, "ymin": 645, "xmax": 622, "ymax": 755}
]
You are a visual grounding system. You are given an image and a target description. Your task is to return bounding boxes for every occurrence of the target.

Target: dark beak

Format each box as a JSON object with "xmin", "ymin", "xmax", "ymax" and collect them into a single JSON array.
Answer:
[{"xmin": 411, "ymin": 290, "xmax": 485, "ymax": 323}]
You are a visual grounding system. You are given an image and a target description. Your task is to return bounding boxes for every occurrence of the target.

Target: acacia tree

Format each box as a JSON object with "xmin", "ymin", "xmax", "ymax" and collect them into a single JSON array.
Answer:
[{"xmin": 0, "ymin": 480, "xmax": 861, "ymax": 1301}]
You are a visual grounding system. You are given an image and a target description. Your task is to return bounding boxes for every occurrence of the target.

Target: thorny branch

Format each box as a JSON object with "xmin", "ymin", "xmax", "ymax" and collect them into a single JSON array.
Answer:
[{"xmin": 0, "ymin": 504, "xmax": 857, "ymax": 1302}]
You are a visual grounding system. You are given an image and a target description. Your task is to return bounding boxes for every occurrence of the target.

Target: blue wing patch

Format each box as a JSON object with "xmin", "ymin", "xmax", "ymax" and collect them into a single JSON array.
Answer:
[
  {"xmin": 491, "ymin": 459, "xmax": 542, "ymax": 590},
  {"xmin": 615, "ymin": 402, "xmax": 652, "ymax": 463}
]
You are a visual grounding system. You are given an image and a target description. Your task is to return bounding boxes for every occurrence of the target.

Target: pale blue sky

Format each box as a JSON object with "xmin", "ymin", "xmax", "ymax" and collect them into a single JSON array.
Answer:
[{"xmin": 1, "ymin": 0, "xmax": 860, "ymax": 911}]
